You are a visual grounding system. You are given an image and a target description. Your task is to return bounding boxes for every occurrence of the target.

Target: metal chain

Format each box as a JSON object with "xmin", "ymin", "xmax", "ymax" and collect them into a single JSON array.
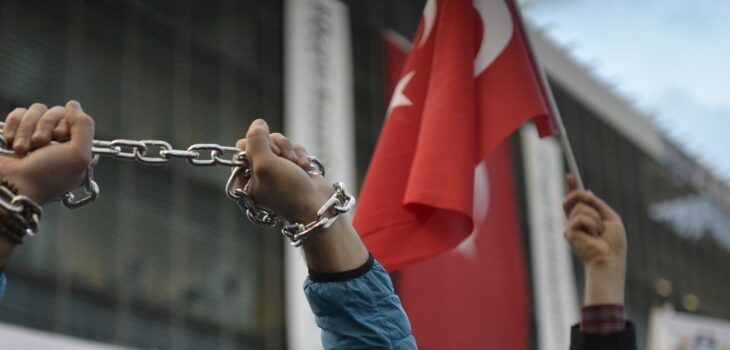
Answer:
[
  {"xmin": 0, "ymin": 121, "xmax": 252, "ymax": 209},
  {"xmin": 0, "ymin": 121, "xmax": 333, "ymax": 237},
  {"xmin": 280, "ymin": 182, "xmax": 355, "ymax": 247},
  {"xmin": 0, "ymin": 183, "xmax": 42, "ymax": 237}
]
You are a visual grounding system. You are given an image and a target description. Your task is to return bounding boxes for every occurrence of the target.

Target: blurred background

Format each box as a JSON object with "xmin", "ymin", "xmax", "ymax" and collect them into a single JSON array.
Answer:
[{"xmin": 0, "ymin": 0, "xmax": 727, "ymax": 349}]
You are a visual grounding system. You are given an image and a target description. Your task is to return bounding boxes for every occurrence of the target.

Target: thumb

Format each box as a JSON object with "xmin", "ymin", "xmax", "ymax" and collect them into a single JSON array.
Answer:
[
  {"xmin": 245, "ymin": 119, "xmax": 274, "ymax": 165},
  {"xmin": 64, "ymin": 100, "xmax": 94, "ymax": 160}
]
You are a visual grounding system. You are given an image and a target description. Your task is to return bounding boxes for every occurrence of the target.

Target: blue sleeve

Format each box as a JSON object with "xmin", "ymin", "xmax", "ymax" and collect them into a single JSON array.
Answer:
[
  {"xmin": 0, "ymin": 273, "xmax": 6, "ymax": 299},
  {"xmin": 304, "ymin": 255, "xmax": 417, "ymax": 350}
]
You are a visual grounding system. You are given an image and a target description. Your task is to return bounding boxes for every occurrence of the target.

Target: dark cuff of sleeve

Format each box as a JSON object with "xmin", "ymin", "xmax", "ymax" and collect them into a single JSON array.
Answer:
[
  {"xmin": 308, "ymin": 253, "xmax": 374, "ymax": 282},
  {"xmin": 570, "ymin": 321, "xmax": 637, "ymax": 350},
  {"xmin": 580, "ymin": 304, "xmax": 626, "ymax": 335}
]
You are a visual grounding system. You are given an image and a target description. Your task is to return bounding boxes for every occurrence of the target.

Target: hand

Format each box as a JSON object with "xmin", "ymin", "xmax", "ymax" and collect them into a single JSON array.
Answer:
[
  {"xmin": 233, "ymin": 119, "xmax": 333, "ymax": 222},
  {"xmin": 233, "ymin": 119, "xmax": 368, "ymax": 273},
  {"xmin": 0, "ymin": 101, "xmax": 95, "ymax": 205},
  {"xmin": 563, "ymin": 174, "xmax": 627, "ymax": 306}
]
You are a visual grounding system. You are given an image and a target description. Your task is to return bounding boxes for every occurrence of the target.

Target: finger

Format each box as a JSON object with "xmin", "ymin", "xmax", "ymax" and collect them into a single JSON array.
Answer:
[
  {"xmin": 563, "ymin": 190, "xmax": 593, "ymax": 218},
  {"xmin": 64, "ymin": 101, "xmax": 94, "ymax": 166},
  {"xmin": 14, "ymin": 103, "xmax": 48, "ymax": 154},
  {"xmin": 234, "ymin": 138, "xmax": 282, "ymax": 155},
  {"xmin": 31, "ymin": 106, "xmax": 65, "ymax": 146},
  {"xmin": 564, "ymin": 225, "xmax": 601, "ymax": 251},
  {"xmin": 235, "ymin": 138, "xmax": 246, "ymax": 151},
  {"xmin": 570, "ymin": 202, "xmax": 604, "ymax": 233},
  {"xmin": 292, "ymin": 143, "xmax": 310, "ymax": 167},
  {"xmin": 4, "ymin": 107, "xmax": 28, "ymax": 145},
  {"xmin": 584, "ymin": 191, "xmax": 621, "ymax": 221},
  {"xmin": 270, "ymin": 133, "xmax": 298, "ymax": 163},
  {"xmin": 566, "ymin": 174, "xmax": 577, "ymax": 192},
  {"xmin": 245, "ymin": 119, "xmax": 276, "ymax": 174},
  {"xmin": 568, "ymin": 214, "xmax": 599, "ymax": 237},
  {"xmin": 52, "ymin": 118, "xmax": 70, "ymax": 141}
]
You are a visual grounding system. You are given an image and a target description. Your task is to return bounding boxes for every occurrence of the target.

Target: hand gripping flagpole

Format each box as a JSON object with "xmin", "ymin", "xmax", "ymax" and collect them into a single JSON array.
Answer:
[{"xmin": 513, "ymin": 1, "xmax": 585, "ymax": 191}]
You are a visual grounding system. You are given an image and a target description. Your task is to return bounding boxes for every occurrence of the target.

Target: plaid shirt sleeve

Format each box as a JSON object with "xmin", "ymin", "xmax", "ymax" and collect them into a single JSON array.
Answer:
[{"xmin": 580, "ymin": 304, "xmax": 626, "ymax": 335}]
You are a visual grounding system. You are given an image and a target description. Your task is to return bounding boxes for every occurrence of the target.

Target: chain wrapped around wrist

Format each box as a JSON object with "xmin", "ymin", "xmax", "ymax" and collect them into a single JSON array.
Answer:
[
  {"xmin": 0, "ymin": 179, "xmax": 42, "ymax": 244},
  {"xmin": 281, "ymin": 182, "xmax": 355, "ymax": 247},
  {"xmin": 225, "ymin": 155, "xmax": 355, "ymax": 247}
]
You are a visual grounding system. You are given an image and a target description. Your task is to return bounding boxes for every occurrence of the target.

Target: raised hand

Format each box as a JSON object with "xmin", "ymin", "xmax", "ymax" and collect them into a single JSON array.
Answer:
[
  {"xmin": 232, "ymin": 119, "xmax": 333, "ymax": 223},
  {"xmin": 232, "ymin": 119, "xmax": 368, "ymax": 273},
  {"xmin": 563, "ymin": 174, "xmax": 627, "ymax": 306}
]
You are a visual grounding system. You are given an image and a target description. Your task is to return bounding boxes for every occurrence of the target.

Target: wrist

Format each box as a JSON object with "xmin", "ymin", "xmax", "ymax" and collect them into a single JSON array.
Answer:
[
  {"xmin": 0, "ymin": 164, "xmax": 46, "ymax": 205},
  {"xmin": 289, "ymin": 177, "xmax": 335, "ymax": 223},
  {"xmin": 583, "ymin": 263, "xmax": 626, "ymax": 306},
  {"xmin": 301, "ymin": 215, "xmax": 369, "ymax": 274}
]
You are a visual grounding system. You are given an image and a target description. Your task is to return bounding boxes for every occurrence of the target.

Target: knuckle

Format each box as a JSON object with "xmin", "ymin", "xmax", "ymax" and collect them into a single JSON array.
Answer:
[
  {"xmin": 30, "ymin": 103, "xmax": 48, "ymax": 111},
  {"xmin": 272, "ymin": 133, "xmax": 290, "ymax": 143},
  {"xmin": 32, "ymin": 132, "xmax": 50, "ymax": 143},
  {"xmin": 76, "ymin": 114, "xmax": 95, "ymax": 127},
  {"xmin": 46, "ymin": 106, "xmax": 65, "ymax": 116},
  {"xmin": 9, "ymin": 108, "xmax": 26, "ymax": 117},
  {"xmin": 235, "ymin": 139, "xmax": 246, "ymax": 149},
  {"xmin": 293, "ymin": 144, "xmax": 307, "ymax": 155}
]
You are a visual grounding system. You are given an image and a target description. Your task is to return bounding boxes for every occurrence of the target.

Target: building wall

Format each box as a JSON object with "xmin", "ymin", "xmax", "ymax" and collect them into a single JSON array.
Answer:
[{"xmin": 0, "ymin": 0, "xmax": 285, "ymax": 349}]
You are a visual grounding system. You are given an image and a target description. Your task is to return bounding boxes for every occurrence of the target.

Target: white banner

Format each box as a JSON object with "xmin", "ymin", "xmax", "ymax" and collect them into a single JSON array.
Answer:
[
  {"xmin": 284, "ymin": 0, "xmax": 355, "ymax": 349},
  {"xmin": 0, "ymin": 322, "xmax": 134, "ymax": 350},
  {"xmin": 649, "ymin": 306, "xmax": 730, "ymax": 350},
  {"xmin": 520, "ymin": 124, "xmax": 580, "ymax": 350}
]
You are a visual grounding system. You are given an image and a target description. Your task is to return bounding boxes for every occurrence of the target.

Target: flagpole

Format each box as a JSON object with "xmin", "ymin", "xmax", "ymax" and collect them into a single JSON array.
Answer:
[{"xmin": 513, "ymin": 2, "xmax": 585, "ymax": 190}]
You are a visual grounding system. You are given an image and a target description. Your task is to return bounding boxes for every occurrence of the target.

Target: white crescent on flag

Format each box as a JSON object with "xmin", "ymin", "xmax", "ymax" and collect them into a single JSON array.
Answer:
[
  {"xmin": 456, "ymin": 160, "xmax": 490, "ymax": 259},
  {"xmin": 420, "ymin": 0, "xmax": 437, "ymax": 47},
  {"xmin": 473, "ymin": 0, "xmax": 514, "ymax": 77}
]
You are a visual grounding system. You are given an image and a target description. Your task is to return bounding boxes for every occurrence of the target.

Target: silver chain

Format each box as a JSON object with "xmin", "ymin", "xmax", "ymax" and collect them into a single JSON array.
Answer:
[
  {"xmin": 0, "ymin": 183, "xmax": 42, "ymax": 237},
  {"xmin": 0, "ymin": 121, "xmax": 252, "ymax": 209},
  {"xmin": 280, "ymin": 182, "xmax": 355, "ymax": 247},
  {"xmin": 0, "ymin": 121, "xmax": 337, "ymax": 240}
]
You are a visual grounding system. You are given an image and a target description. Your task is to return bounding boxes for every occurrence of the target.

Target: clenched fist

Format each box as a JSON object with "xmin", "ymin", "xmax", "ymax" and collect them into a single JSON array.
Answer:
[
  {"xmin": 232, "ymin": 119, "xmax": 333, "ymax": 223},
  {"xmin": 0, "ymin": 101, "xmax": 95, "ymax": 205}
]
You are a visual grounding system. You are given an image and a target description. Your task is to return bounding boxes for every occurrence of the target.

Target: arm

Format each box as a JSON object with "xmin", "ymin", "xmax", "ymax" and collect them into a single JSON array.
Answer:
[
  {"xmin": 563, "ymin": 175, "xmax": 637, "ymax": 350},
  {"xmin": 235, "ymin": 120, "xmax": 416, "ymax": 349},
  {"xmin": 0, "ymin": 101, "xmax": 95, "ymax": 294}
]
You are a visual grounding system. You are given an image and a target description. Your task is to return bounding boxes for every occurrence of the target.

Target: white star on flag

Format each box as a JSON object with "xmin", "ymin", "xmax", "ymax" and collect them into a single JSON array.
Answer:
[{"xmin": 386, "ymin": 70, "xmax": 416, "ymax": 117}]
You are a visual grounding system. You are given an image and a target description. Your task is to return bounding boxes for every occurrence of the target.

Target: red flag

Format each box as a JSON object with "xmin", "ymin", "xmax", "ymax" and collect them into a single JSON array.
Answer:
[
  {"xmin": 399, "ymin": 143, "xmax": 530, "ymax": 348},
  {"xmin": 354, "ymin": 0, "xmax": 555, "ymax": 271}
]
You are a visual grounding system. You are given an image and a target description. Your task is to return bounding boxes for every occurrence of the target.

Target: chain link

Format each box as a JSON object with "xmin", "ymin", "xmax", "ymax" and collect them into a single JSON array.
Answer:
[
  {"xmin": 0, "ymin": 184, "xmax": 42, "ymax": 237},
  {"xmin": 280, "ymin": 182, "xmax": 355, "ymax": 247}
]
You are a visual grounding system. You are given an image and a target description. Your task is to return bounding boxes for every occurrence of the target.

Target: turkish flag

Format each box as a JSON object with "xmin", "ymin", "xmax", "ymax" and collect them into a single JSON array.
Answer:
[{"xmin": 354, "ymin": 0, "xmax": 555, "ymax": 271}]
